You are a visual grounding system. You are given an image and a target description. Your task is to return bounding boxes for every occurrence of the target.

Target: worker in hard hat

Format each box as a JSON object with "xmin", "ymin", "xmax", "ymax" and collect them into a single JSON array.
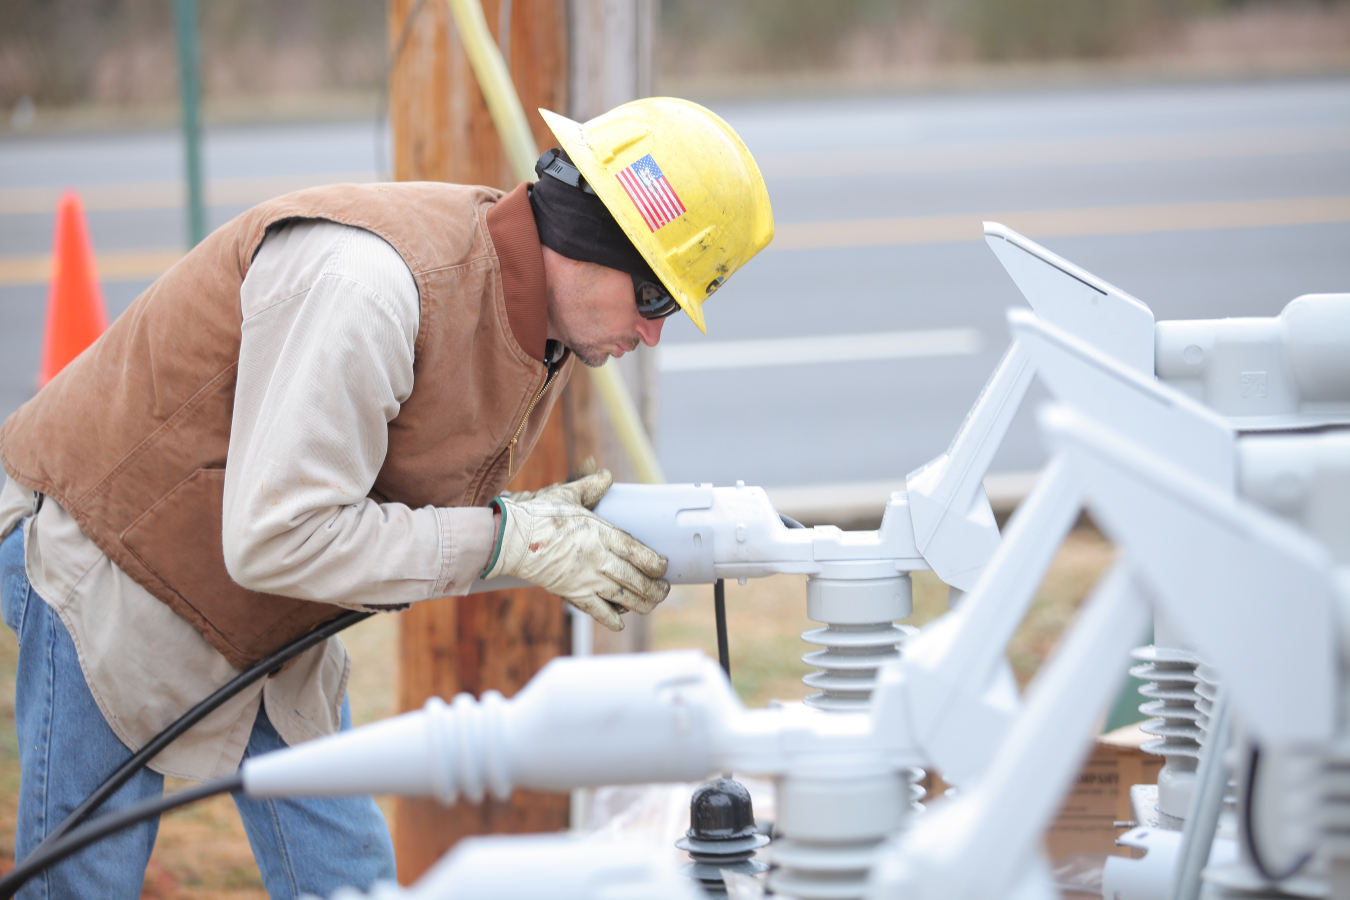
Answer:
[{"xmin": 0, "ymin": 98, "xmax": 772, "ymax": 898}]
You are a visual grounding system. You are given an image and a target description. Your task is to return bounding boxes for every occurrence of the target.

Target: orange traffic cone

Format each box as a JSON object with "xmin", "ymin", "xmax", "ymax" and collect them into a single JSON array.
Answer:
[{"xmin": 38, "ymin": 190, "xmax": 108, "ymax": 388}]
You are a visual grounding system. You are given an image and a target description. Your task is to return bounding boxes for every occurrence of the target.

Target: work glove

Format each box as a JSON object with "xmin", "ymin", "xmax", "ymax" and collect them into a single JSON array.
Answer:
[{"xmin": 481, "ymin": 470, "xmax": 669, "ymax": 631}]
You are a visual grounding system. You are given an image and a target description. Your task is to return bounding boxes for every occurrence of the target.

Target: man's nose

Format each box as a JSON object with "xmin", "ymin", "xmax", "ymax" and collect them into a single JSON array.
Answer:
[{"xmin": 636, "ymin": 316, "xmax": 665, "ymax": 347}]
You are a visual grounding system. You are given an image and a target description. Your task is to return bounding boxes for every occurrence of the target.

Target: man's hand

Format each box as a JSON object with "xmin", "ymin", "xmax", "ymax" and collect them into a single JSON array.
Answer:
[{"xmin": 481, "ymin": 470, "xmax": 669, "ymax": 631}]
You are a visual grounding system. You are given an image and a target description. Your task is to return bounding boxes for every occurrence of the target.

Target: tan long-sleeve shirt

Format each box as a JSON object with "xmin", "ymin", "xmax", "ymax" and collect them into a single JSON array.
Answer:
[{"xmin": 0, "ymin": 219, "xmax": 497, "ymax": 780}]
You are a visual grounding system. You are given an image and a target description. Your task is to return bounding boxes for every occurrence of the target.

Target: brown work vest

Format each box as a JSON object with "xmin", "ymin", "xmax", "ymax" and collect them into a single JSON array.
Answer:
[{"xmin": 0, "ymin": 181, "xmax": 573, "ymax": 670}]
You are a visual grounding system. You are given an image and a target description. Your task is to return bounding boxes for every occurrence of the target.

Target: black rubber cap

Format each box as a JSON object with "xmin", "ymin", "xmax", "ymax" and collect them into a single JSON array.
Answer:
[{"xmin": 687, "ymin": 779, "xmax": 757, "ymax": 841}]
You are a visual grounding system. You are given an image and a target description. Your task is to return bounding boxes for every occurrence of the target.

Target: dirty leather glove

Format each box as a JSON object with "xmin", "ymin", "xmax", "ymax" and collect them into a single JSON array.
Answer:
[{"xmin": 480, "ymin": 470, "xmax": 669, "ymax": 631}]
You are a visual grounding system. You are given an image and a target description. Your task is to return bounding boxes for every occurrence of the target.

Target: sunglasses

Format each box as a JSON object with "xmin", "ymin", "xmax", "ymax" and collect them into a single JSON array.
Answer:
[{"xmin": 633, "ymin": 274, "xmax": 680, "ymax": 320}]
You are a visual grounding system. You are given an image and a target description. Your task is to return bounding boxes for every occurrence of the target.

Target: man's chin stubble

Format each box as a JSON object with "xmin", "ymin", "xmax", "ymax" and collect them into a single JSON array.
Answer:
[
  {"xmin": 570, "ymin": 338, "xmax": 637, "ymax": 368},
  {"xmin": 571, "ymin": 343, "xmax": 612, "ymax": 368}
]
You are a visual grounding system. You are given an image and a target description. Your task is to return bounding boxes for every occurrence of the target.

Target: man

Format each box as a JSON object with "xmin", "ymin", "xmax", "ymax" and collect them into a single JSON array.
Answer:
[{"xmin": 0, "ymin": 98, "xmax": 772, "ymax": 897}]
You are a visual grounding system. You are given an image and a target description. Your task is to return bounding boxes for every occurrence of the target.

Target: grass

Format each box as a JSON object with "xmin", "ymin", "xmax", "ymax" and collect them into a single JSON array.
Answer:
[{"xmin": 0, "ymin": 525, "xmax": 1114, "ymax": 895}]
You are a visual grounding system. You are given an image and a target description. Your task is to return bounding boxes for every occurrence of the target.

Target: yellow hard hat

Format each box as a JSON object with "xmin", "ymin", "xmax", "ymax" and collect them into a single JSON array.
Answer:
[{"xmin": 539, "ymin": 98, "xmax": 774, "ymax": 334}]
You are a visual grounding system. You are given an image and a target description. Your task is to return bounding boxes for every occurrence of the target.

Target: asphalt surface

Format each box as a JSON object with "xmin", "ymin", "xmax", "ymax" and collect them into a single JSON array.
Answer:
[{"xmin": 2, "ymin": 78, "xmax": 1348, "ymax": 490}]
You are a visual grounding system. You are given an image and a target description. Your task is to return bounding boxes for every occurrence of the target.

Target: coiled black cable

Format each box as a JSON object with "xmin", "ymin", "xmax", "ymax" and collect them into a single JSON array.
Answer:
[
  {"xmin": 0, "ymin": 775, "xmax": 244, "ymax": 898},
  {"xmin": 23, "ymin": 610, "xmax": 371, "ymax": 860}
]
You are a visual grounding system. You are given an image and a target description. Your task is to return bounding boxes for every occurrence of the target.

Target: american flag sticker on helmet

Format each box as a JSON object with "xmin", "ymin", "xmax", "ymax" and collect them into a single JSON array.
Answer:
[{"xmin": 615, "ymin": 154, "xmax": 686, "ymax": 232}]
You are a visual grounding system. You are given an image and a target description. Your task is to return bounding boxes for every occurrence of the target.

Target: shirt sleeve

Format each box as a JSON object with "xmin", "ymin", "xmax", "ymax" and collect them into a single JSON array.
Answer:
[{"xmin": 222, "ymin": 220, "xmax": 495, "ymax": 607}]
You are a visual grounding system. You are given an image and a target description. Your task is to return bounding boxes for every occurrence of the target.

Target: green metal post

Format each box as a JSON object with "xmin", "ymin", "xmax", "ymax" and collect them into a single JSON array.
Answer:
[{"xmin": 174, "ymin": 0, "xmax": 206, "ymax": 247}]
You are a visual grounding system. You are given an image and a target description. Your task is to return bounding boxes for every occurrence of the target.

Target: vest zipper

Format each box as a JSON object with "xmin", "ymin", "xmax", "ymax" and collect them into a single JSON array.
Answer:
[{"xmin": 507, "ymin": 368, "xmax": 557, "ymax": 480}]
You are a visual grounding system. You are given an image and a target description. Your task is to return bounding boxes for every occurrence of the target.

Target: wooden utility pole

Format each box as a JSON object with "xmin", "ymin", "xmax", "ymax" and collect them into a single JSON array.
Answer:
[
  {"xmin": 386, "ymin": 0, "xmax": 570, "ymax": 884},
  {"xmin": 392, "ymin": 416, "xmax": 572, "ymax": 882},
  {"xmin": 563, "ymin": 0, "xmax": 659, "ymax": 657}
]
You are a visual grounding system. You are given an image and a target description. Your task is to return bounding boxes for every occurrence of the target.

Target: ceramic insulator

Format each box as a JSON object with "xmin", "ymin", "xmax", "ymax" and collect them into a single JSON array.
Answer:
[
  {"xmin": 801, "ymin": 622, "xmax": 919, "ymax": 712},
  {"xmin": 1325, "ymin": 742, "xmax": 1350, "ymax": 896},
  {"xmin": 801, "ymin": 574, "xmax": 915, "ymax": 713},
  {"xmin": 1194, "ymin": 663, "xmax": 1240, "ymax": 813},
  {"xmin": 769, "ymin": 766, "xmax": 909, "ymax": 900},
  {"xmin": 1130, "ymin": 644, "xmax": 1202, "ymax": 819}
]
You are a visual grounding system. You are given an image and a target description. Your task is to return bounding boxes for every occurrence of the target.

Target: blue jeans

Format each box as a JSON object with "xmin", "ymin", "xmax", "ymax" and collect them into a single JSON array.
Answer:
[{"xmin": 1, "ymin": 524, "xmax": 396, "ymax": 899}]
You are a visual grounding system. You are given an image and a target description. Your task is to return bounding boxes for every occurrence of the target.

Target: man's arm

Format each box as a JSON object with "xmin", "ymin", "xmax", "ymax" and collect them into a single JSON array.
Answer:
[{"xmin": 222, "ymin": 220, "xmax": 494, "ymax": 607}]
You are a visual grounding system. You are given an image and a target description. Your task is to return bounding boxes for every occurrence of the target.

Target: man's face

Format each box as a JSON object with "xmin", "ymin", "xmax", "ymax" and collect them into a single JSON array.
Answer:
[{"xmin": 543, "ymin": 246, "xmax": 666, "ymax": 368}]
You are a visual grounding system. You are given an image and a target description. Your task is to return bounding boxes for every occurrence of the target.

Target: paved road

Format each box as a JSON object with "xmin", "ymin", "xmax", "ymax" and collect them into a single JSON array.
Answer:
[{"xmin": 2, "ymin": 78, "xmax": 1348, "ymax": 492}]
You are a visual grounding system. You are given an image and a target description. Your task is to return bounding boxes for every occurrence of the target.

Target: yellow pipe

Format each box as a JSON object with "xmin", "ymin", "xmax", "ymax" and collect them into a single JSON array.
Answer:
[
  {"xmin": 445, "ymin": 0, "xmax": 666, "ymax": 484},
  {"xmin": 444, "ymin": 0, "xmax": 539, "ymax": 185}
]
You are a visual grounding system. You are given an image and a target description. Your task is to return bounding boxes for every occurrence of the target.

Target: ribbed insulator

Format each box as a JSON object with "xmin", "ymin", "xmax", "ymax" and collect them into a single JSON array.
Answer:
[
  {"xmin": 771, "ymin": 766, "xmax": 908, "ymax": 900},
  {"xmin": 1323, "ymin": 742, "xmax": 1350, "ymax": 895},
  {"xmin": 801, "ymin": 623, "xmax": 918, "ymax": 712},
  {"xmin": 1194, "ymin": 663, "xmax": 1219, "ymax": 739},
  {"xmin": 1131, "ymin": 644, "xmax": 1203, "ymax": 820},
  {"xmin": 906, "ymin": 766, "xmax": 927, "ymax": 813},
  {"xmin": 1130, "ymin": 645, "xmax": 1203, "ymax": 761},
  {"xmin": 1194, "ymin": 663, "xmax": 1240, "ymax": 813},
  {"xmin": 678, "ymin": 833, "xmax": 770, "ymax": 897},
  {"xmin": 767, "ymin": 837, "xmax": 882, "ymax": 900}
]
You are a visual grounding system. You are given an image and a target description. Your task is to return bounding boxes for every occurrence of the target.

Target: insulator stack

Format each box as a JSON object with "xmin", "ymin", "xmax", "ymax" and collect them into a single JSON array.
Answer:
[
  {"xmin": 1130, "ymin": 644, "xmax": 1203, "ymax": 820},
  {"xmin": 802, "ymin": 622, "xmax": 919, "ymax": 711},
  {"xmin": 1194, "ymin": 663, "xmax": 1219, "ymax": 739},
  {"xmin": 675, "ymin": 779, "xmax": 769, "ymax": 897},
  {"xmin": 769, "ymin": 767, "xmax": 910, "ymax": 900},
  {"xmin": 769, "ymin": 836, "xmax": 887, "ymax": 899},
  {"xmin": 906, "ymin": 766, "xmax": 928, "ymax": 812},
  {"xmin": 1325, "ymin": 742, "xmax": 1350, "ymax": 899},
  {"xmin": 801, "ymin": 573, "xmax": 915, "ymax": 712},
  {"xmin": 1193, "ymin": 663, "xmax": 1240, "ymax": 813}
]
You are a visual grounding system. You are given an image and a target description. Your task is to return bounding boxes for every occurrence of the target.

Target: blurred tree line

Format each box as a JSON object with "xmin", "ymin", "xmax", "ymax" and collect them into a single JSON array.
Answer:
[
  {"xmin": 0, "ymin": 0, "xmax": 1343, "ymax": 111},
  {"xmin": 0, "ymin": 0, "xmax": 384, "ymax": 108},
  {"xmin": 659, "ymin": 0, "xmax": 1343, "ymax": 75}
]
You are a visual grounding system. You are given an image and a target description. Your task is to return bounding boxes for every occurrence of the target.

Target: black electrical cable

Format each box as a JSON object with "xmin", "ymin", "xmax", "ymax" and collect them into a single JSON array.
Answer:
[
  {"xmin": 0, "ymin": 775, "xmax": 244, "ymax": 898},
  {"xmin": 713, "ymin": 579, "xmax": 730, "ymax": 677},
  {"xmin": 27, "ymin": 610, "xmax": 371, "ymax": 859},
  {"xmin": 710, "ymin": 515, "xmax": 800, "ymax": 677},
  {"xmin": 1242, "ymin": 744, "xmax": 1313, "ymax": 883}
]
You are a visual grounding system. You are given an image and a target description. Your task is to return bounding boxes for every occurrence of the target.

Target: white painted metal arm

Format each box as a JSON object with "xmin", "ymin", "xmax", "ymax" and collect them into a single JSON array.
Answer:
[
  {"xmin": 984, "ymin": 222, "xmax": 1155, "ymax": 374},
  {"xmin": 901, "ymin": 221, "xmax": 1154, "ymax": 592},
  {"xmin": 868, "ymin": 561, "xmax": 1151, "ymax": 900},
  {"xmin": 1007, "ymin": 307, "xmax": 1234, "ymax": 487},
  {"xmin": 905, "ymin": 339, "xmax": 1032, "ymax": 590},
  {"xmin": 988, "ymin": 223, "xmax": 1350, "ymax": 431},
  {"xmin": 877, "ymin": 307, "xmax": 1234, "ymax": 787},
  {"xmin": 1041, "ymin": 405, "xmax": 1336, "ymax": 746},
  {"xmin": 876, "ymin": 454, "xmax": 1082, "ymax": 786},
  {"xmin": 869, "ymin": 399, "xmax": 1337, "ymax": 900}
]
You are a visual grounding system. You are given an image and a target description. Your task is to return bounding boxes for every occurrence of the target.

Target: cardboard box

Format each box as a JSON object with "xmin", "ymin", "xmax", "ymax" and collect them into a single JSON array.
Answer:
[{"xmin": 1046, "ymin": 723, "xmax": 1163, "ymax": 860}]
